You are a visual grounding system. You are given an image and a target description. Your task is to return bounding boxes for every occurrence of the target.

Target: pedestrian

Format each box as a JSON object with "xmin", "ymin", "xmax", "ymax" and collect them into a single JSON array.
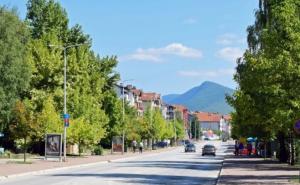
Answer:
[
  {"xmin": 234, "ymin": 141, "xmax": 239, "ymax": 156},
  {"xmin": 139, "ymin": 141, "xmax": 143, "ymax": 153},
  {"xmin": 238, "ymin": 142, "xmax": 244, "ymax": 155},
  {"xmin": 247, "ymin": 143, "xmax": 252, "ymax": 156},
  {"xmin": 132, "ymin": 140, "xmax": 137, "ymax": 153}
]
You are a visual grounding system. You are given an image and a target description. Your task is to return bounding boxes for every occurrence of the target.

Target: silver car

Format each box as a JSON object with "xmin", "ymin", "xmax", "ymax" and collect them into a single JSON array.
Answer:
[{"xmin": 202, "ymin": 144, "xmax": 216, "ymax": 156}]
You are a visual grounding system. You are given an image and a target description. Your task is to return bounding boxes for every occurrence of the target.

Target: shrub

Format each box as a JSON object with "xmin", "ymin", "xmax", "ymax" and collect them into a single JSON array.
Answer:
[{"xmin": 93, "ymin": 145, "xmax": 103, "ymax": 155}]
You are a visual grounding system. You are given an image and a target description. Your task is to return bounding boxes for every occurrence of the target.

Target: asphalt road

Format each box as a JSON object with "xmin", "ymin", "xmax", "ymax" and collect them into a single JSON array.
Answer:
[{"xmin": 0, "ymin": 140, "xmax": 230, "ymax": 185}]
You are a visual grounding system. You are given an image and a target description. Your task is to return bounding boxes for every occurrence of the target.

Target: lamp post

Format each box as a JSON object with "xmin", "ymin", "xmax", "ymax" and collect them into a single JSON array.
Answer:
[
  {"xmin": 173, "ymin": 109, "xmax": 177, "ymax": 146},
  {"xmin": 49, "ymin": 43, "xmax": 87, "ymax": 162},
  {"xmin": 194, "ymin": 118, "xmax": 197, "ymax": 141},
  {"xmin": 120, "ymin": 79, "xmax": 134, "ymax": 155}
]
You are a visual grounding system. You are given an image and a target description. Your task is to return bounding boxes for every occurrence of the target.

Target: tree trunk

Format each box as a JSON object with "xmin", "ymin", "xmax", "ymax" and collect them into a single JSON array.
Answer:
[
  {"xmin": 290, "ymin": 132, "xmax": 295, "ymax": 165},
  {"xmin": 78, "ymin": 142, "xmax": 81, "ymax": 156},
  {"xmin": 24, "ymin": 138, "xmax": 27, "ymax": 163},
  {"xmin": 278, "ymin": 132, "xmax": 288, "ymax": 163}
]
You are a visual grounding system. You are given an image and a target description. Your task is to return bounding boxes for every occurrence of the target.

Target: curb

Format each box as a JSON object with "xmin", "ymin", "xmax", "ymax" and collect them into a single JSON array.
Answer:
[
  {"xmin": 0, "ymin": 146, "xmax": 179, "ymax": 180},
  {"xmin": 0, "ymin": 160, "xmax": 109, "ymax": 180}
]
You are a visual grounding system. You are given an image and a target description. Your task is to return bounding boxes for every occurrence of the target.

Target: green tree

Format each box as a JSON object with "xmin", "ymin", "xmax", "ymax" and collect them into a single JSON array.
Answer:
[
  {"xmin": 36, "ymin": 96, "xmax": 62, "ymax": 139},
  {"xmin": 228, "ymin": 0, "xmax": 300, "ymax": 164},
  {"xmin": 9, "ymin": 100, "xmax": 36, "ymax": 162},
  {"xmin": 174, "ymin": 118, "xmax": 185, "ymax": 140},
  {"xmin": 26, "ymin": 0, "xmax": 110, "ymax": 153},
  {"xmin": 26, "ymin": 0, "xmax": 68, "ymax": 40},
  {"xmin": 0, "ymin": 7, "xmax": 31, "ymax": 131}
]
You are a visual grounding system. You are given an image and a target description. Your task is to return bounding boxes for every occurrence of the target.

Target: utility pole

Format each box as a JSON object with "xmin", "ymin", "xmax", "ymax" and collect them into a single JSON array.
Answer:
[
  {"xmin": 194, "ymin": 118, "xmax": 197, "ymax": 141},
  {"xmin": 120, "ymin": 79, "xmax": 133, "ymax": 155},
  {"xmin": 121, "ymin": 83, "xmax": 125, "ymax": 155},
  {"xmin": 173, "ymin": 109, "xmax": 177, "ymax": 146},
  {"xmin": 49, "ymin": 43, "xmax": 87, "ymax": 162}
]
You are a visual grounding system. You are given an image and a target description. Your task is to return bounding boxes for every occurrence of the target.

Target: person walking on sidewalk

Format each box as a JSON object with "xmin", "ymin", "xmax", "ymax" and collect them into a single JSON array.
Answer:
[
  {"xmin": 238, "ymin": 142, "xmax": 244, "ymax": 155},
  {"xmin": 132, "ymin": 140, "xmax": 137, "ymax": 153},
  {"xmin": 247, "ymin": 143, "xmax": 252, "ymax": 156},
  {"xmin": 139, "ymin": 141, "xmax": 143, "ymax": 153},
  {"xmin": 235, "ymin": 141, "xmax": 239, "ymax": 156}
]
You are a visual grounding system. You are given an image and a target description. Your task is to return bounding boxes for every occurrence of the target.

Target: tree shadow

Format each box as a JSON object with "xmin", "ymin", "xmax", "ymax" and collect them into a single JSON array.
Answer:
[
  {"xmin": 117, "ymin": 160, "xmax": 222, "ymax": 171},
  {"xmin": 52, "ymin": 173, "xmax": 217, "ymax": 185},
  {"xmin": 218, "ymin": 174, "xmax": 295, "ymax": 185},
  {"xmin": 223, "ymin": 155, "xmax": 298, "ymax": 171}
]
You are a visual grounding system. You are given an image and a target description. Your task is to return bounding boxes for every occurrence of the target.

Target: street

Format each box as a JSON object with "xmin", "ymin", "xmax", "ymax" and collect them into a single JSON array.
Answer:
[{"xmin": 0, "ymin": 141, "xmax": 229, "ymax": 185}]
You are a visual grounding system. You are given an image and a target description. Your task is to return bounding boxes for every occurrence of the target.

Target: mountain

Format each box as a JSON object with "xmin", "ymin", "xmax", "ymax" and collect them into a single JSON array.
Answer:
[
  {"xmin": 162, "ymin": 94, "xmax": 180, "ymax": 103},
  {"xmin": 162, "ymin": 81, "xmax": 234, "ymax": 114}
]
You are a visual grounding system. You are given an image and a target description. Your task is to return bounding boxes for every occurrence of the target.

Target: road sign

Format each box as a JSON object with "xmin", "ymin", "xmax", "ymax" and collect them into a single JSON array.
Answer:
[
  {"xmin": 64, "ymin": 122, "xmax": 69, "ymax": 127},
  {"xmin": 63, "ymin": 114, "xmax": 70, "ymax": 119},
  {"xmin": 64, "ymin": 118, "xmax": 69, "ymax": 127},
  {"xmin": 294, "ymin": 120, "xmax": 300, "ymax": 134}
]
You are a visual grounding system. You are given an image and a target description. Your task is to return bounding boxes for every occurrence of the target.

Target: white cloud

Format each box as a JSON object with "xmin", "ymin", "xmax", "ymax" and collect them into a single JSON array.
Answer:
[
  {"xmin": 217, "ymin": 34, "xmax": 246, "ymax": 45},
  {"xmin": 178, "ymin": 69, "xmax": 235, "ymax": 78},
  {"xmin": 217, "ymin": 47, "xmax": 244, "ymax": 62},
  {"xmin": 121, "ymin": 43, "xmax": 202, "ymax": 62},
  {"xmin": 183, "ymin": 18, "xmax": 198, "ymax": 24}
]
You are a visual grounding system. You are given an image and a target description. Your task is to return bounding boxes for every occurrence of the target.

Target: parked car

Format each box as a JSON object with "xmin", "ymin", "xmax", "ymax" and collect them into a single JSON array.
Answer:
[
  {"xmin": 185, "ymin": 143, "xmax": 196, "ymax": 152},
  {"xmin": 152, "ymin": 141, "xmax": 168, "ymax": 150},
  {"xmin": 182, "ymin": 139, "xmax": 191, "ymax": 146},
  {"xmin": 202, "ymin": 144, "xmax": 216, "ymax": 156}
]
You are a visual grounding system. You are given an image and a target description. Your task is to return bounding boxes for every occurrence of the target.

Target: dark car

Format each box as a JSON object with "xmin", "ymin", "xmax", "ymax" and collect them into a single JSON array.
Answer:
[
  {"xmin": 185, "ymin": 143, "xmax": 196, "ymax": 152},
  {"xmin": 152, "ymin": 141, "xmax": 168, "ymax": 150},
  {"xmin": 202, "ymin": 144, "xmax": 216, "ymax": 156}
]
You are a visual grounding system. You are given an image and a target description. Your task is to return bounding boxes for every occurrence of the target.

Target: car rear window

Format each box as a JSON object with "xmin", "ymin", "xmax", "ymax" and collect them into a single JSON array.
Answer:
[{"xmin": 204, "ymin": 145, "xmax": 214, "ymax": 148}]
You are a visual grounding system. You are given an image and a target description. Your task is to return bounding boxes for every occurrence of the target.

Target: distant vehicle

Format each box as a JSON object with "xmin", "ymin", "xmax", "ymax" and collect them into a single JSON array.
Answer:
[
  {"xmin": 152, "ymin": 141, "xmax": 168, "ymax": 150},
  {"xmin": 203, "ymin": 137, "xmax": 210, "ymax": 141},
  {"xmin": 202, "ymin": 144, "xmax": 216, "ymax": 156},
  {"xmin": 185, "ymin": 143, "xmax": 196, "ymax": 152},
  {"xmin": 184, "ymin": 139, "xmax": 191, "ymax": 145}
]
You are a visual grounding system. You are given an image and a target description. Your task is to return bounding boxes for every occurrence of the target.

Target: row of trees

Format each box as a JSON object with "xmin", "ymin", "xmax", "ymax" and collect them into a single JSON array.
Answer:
[
  {"xmin": 0, "ymin": 0, "xmax": 185, "ymax": 159},
  {"xmin": 227, "ymin": 0, "xmax": 300, "ymax": 164}
]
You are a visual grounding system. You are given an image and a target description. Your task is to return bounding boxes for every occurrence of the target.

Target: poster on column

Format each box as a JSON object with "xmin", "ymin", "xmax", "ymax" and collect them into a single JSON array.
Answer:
[{"xmin": 45, "ymin": 134, "xmax": 62, "ymax": 157}]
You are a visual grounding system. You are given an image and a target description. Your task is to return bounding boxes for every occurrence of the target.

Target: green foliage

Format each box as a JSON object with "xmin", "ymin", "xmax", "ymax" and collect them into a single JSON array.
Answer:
[
  {"xmin": 228, "ymin": 0, "xmax": 300, "ymax": 141},
  {"xmin": 9, "ymin": 100, "xmax": 36, "ymax": 162},
  {"xmin": 26, "ymin": 0, "xmax": 69, "ymax": 40},
  {"xmin": 93, "ymin": 145, "xmax": 103, "ymax": 155},
  {"xmin": 36, "ymin": 96, "xmax": 62, "ymax": 139},
  {"xmin": 0, "ymin": 7, "xmax": 31, "ymax": 131},
  {"xmin": 68, "ymin": 117, "xmax": 105, "ymax": 155},
  {"xmin": 190, "ymin": 117, "xmax": 200, "ymax": 139},
  {"xmin": 174, "ymin": 118, "xmax": 185, "ymax": 140}
]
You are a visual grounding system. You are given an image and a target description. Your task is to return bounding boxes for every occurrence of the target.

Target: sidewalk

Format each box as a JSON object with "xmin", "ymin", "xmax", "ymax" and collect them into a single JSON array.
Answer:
[
  {"xmin": 0, "ymin": 147, "xmax": 176, "ymax": 178},
  {"xmin": 217, "ymin": 154, "xmax": 300, "ymax": 185}
]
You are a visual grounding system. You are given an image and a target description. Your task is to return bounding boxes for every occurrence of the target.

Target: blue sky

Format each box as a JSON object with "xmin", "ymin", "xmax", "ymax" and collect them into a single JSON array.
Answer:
[{"xmin": 1, "ymin": 0, "xmax": 258, "ymax": 95}]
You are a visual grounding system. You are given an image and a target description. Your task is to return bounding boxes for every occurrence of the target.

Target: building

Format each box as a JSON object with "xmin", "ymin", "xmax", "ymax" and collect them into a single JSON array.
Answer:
[
  {"xmin": 166, "ymin": 104, "xmax": 176, "ymax": 120},
  {"xmin": 140, "ymin": 92, "xmax": 162, "ymax": 111},
  {"xmin": 195, "ymin": 111, "xmax": 231, "ymax": 133},
  {"xmin": 195, "ymin": 112, "xmax": 222, "ymax": 131},
  {"xmin": 173, "ymin": 105, "xmax": 189, "ymax": 138},
  {"xmin": 131, "ymin": 87, "xmax": 144, "ymax": 116},
  {"xmin": 115, "ymin": 84, "xmax": 135, "ymax": 106}
]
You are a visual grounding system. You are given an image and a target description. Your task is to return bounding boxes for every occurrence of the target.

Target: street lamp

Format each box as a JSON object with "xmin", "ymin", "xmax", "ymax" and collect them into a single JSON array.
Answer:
[
  {"xmin": 120, "ymin": 79, "xmax": 134, "ymax": 154},
  {"xmin": 49, "ymin": 43, "xmax": 87, "ymax": 162},
  {"xmin": 173, "ymin": 109, "xmax": 177, "ymax": 146}
]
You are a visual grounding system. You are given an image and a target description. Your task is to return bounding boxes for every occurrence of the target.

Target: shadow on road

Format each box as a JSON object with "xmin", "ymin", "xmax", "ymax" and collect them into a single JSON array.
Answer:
[
  {"xmin": 218, "ymin": 174, "xmax": 295, "ymax": 185},
  {"xmin": 117, "ymin": 160, "xmax": 222, "ymax": 171},
  {"xmin": 52, "ymin": 173, "xmax": 217, "ymax": 185}
]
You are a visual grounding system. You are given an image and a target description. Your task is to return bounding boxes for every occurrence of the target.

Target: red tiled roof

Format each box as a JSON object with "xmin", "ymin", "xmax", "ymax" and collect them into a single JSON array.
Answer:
[
  {"xmin": 132, "ymin": 89, "xmax": 142, "ymax": 96},
  {"xmin": 223, "ymin": 115, "xmax": 231, "ymax": 121},
  {"xmin": 141, "ymin": 92, "xmax": 160, "ymax": 101},
  {"xmin": 195, "ymin": 112, "xmax": 222, "ymax": 122},
  {"xmin": 173, "ymin": 104, "xmax": 188, "ymax": 112}
]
